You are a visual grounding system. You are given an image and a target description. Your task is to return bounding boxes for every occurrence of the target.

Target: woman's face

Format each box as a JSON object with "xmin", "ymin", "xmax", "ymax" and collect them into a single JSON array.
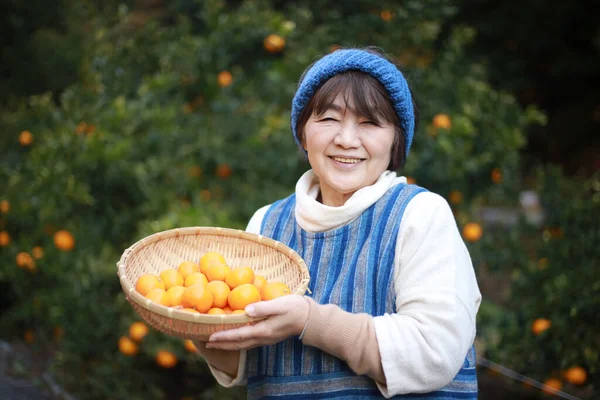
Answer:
[{"xmin": 303, "ymin": 93, "xmax": 395, "ymax": 207}]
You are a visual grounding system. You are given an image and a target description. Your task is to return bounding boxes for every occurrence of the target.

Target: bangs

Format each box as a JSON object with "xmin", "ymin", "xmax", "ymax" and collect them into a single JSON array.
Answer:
[{"xmin": 310, "ymin": 71, "xmax": 399, "ymax": 126}]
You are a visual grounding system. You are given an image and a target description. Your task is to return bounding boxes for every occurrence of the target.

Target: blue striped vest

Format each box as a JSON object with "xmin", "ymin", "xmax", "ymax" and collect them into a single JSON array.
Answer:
[{"xmin": 247, "ymin": 183, "xmax": 478, "ymax": 399}]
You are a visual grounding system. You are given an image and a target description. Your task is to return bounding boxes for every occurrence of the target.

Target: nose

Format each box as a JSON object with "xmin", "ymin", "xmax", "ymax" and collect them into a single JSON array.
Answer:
[{"xmin": 334, "ymin": 122, "xmax": 361, "ymax": 148}]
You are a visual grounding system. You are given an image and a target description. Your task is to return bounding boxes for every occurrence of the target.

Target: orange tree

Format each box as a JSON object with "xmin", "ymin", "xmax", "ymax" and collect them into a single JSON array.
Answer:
[{"xmin": 3, "ymin": 0, "xmax": 596, "ymax": 399}]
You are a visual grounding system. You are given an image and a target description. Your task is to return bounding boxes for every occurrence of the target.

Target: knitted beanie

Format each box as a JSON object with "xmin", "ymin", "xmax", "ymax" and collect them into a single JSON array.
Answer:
[{"xmin": 291, "ymin": 49, "xmax": 415, "ymax": 159}]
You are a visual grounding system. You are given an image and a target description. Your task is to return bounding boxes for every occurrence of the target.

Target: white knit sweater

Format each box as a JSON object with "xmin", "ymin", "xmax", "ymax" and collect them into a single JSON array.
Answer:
[{"xmin": 206, "ymin": 170, "xmax": 482, "ymax": 397}]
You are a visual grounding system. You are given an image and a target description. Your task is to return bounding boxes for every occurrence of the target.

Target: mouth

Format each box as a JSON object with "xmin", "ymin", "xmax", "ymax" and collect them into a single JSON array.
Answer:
[{"xmin": 329, "ymin": 156, "xmax": 365, "ymax": 164}]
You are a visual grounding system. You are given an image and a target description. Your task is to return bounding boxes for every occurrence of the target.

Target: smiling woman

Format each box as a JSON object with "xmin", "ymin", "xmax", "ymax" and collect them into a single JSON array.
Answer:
[{"xmin": 193, "ymin": 47, "xmax": 482, "ymax": 400}]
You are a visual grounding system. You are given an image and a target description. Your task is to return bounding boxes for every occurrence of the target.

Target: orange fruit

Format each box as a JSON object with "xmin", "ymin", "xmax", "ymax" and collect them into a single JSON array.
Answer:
[
  {"xmin": 118, "ymin": 336, "xmax": 138, "ymax": 356},
  {"xmin": 181, "ymin": 308, "xmax": 199, "ymax": 313},
  {"xmin": 136, "ymin": 274, "xmax": 165, "ymax": 296},
  {"xmin": 222, "ymin": 306, "xmax": 234, "ymax": 314},
  {"xmin": 207, "ymin": 307, "xmax": 226, "ymax": 315},
  {"xmin": 182, "ymin": 283, "xmax": 213, "ymax": 313},
  {"xmin": 184, "ymin": 272, "xmax": 208, "ymax": 288},
  {"xmin": 145, "ymin": 288, "xmax": 169, "ymax": 306},
  {"xmin": 0, "ymin": 231, "xmax": 10, "ymax": 246},
  {"xmin": 217, "ymin": 71, "xmax": 233, "ymax": 88},
  {"xmin": 542, "ymin": 378, "xmax": 562, "ymax": 394},
  {"xmin": 177, "ymin": 261, "xmax": 200, "ymax": 279},
  {"xmin": 432, "ymin": 113, "xmax": 451, "ymax": 130},
  {"xmin": 16, "ymin": 252, "xmax": 35, "ymax": 270},
  {"xmin": 228, "ymin": 283, "xmax": 261, "ymax": 311},
  {"xmin": 531, "ymin": 318, "xmax": 551, "ymax": 335},
  {"xmin": 165, "ymin": 285, "xmax": 186, "ymax": 307},
  {"xmin": 206, "ymin": 280, "xmax": 231, "ymax": 308},
  {"xmin": 564, "ymin": 366, "xmax": 587, "ymax": 385},
  {"xmin": 226, "ymin": 266, "xmax": 255, "ymax": 289},
  {"xmin": 448, "ymin": 190, "xmax": 463, "ymax": 205},
  {"xmin": 53, "ymin": 326, "xmax": 64, "ymax": 342},
  {"xmin": 264, "ymin": 34, "xmax": 286, "ymax": 53},
  {"xmin": 262, "ymin": 282, "xmax": 291, "ymax": 301},
  {"xmin": 19, "ymin": 130, "xmax": 33, "ymax": 146},
  {"xmin": 491, "ymin": 168, "xmax": 502, "ymax": 184},
  {"xmin": 31, "ymin": 246, "xmax": 44, "ymax": 259},
  {"xmin": 216, "ymin": 164, "xmax": 232, "ymax": 179},
  {"xmin": 0, "ymin": 200, "xmax": 9, "ymax": 213},
  {"xmin": 406, "ymin": 176, "xmax": 416, "ymax": 185},
  {"xmin": 253, "ymin": 275, "xmax": 267, "ymax": 294},
  {"xmin": 129, "ymin": 322, "xmax": 149, "ymax": 342},
  {"xmin": 198, "ymin": 252, "xmax": 227, "ymax": 275},
  {"xmin": 184, "ymin": 339, "xmax": 197, "ymax": 353},
  {"xmin": 462, "ymin": 223, "xmax": 483, "ymax": 243},
  {"xmin": 159, "ymin": 269, "xmax": 184, "ymax": 289},
  {"xmin": 231, "ymin": 309, "xmax": 246, "ymax": 315},
  {"xmin": 205, "ymin": 264, "xmax": 232, "ymax": 282},
  {"xmin": 156, "ymin": 350, "xmax": 177, "ymax": 368},
  {"xmin": 53, "ymin": 230, "xmax": 75, "ymax": 251},
  {"xmin": 380, "ymin": 10, "xmax": 393, "ymax": 21},
  {"xmin": 24, "ymin": 329, "xmax": 35, "ymax": 344}
]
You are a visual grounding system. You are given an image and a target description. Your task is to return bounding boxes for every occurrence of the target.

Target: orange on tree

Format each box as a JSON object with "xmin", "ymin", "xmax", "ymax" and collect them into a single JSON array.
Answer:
[
  {"xmin": 53, "ymin": 326, "xmax": 64, "ymax": 342},
  {"xmin": 491, "ymin": 168, "xmax": 502, "ymax": 184},
  {"xmin": 462, "ymin": 223, "xmax": 483, "ymax": 243},
  {"xmin": 182, "ymin": 283, "xmax": 213, "ymax": 313},
  {"xmin": 226, "ymin": 266, "xmax": 255, "ymax": 289},
  {"xmin": 198, "ymin": 251, "xmax": 227, "ymax": 275},
  {"xmin": 448, "ymin": 190, "xmax": 463, "ymax": 205},
  {"xmin": 0, "ymin": 231, "xmax": 10, "ymax": 246},
  {"xmin": 31, "ymin": 246, "xmax": 44, "ymax": 259},
  {"xmin": 0, "ymin": 200, "xmax": 9, "ymax": 213},
  {"xmin": 264, "ymin": 34, "xmax": 285, "ymax": 53},
  {"xmin": 177, "ymin": 260, "xmax": 200, "ymax": 279},
  {"xmin": 380, "ymin": 10, "xmax": 393, "ymax": 21},
  {"xmin": 165, "ymin": 286, "xmax": 186, "ymax": 307},
  {"xmin": 406, "ymin": 176, "xmax": 416, "ymax": 185},
  {"xmin": 184, "ymin": 339, "xmax": 197, "ymax": 353},
  {"xmin": 145, "ymin": 288, "xmax": 170, "ymax": 306},
  {"xmin": 135, "ymin": 274, "xmax": 165, "ymax": 296},
  {"xmin": 118, "ymin": 336, "xmax": 138, "ymax": 356},
  {"xmin": 531, "ymin": 318, "xmax": 551, "ymax": 335},
  {"xmin": 253, "ymin": 275, "xmax": 267, "ymax": 295},
  {"xmin": 54, "ymin": 230, "xmax": 75, "ymax": 251},
  {"xmin": 206, "ymin": 280, "xmax": 231, "ymax": 308},
  {"xmin": 216, "ymin": 163, "xmax": 232, "ymax": 179},
  {"xmin": 542, "ymin": 378, "xmax": 562, "ymax": 394},
  {"xmin": 228, "ymin": 283, "xmax": 261, "ymax": 311},
  {"xmin": 564, "ymin": 366, "xmax": 587, "ymax": 385},
  {"xmin": 24, "ymin": 329, "xmax": 35, "ymax": 344},
  {"xmin": 129, "ymin": 322, "xmax": 149, "ymax": 342},
  {"xmin": 19, "ymin": 130, "xmax": 33, "ymax": 146},
  {"xmin": 432, "ymin": 113, "xmax": 451, "ymax": 130},
  {"xmin": 156, "ymin": 350, "xmax": 177, "ymax": 368},
  {"xmin": 16, "ymin": 252, "xmax": 35, "ymax": 269},
  {"xmin": 217, "ymin": 71, "xmax": 233, "ymax": 88},
  {"xmin": 159, "ymin": 269, "xmax": 184, "ymax": 289},
  {"xmin": 262, "ymin": 282, "xmax": 291, "ymax": 301},
  {"xmin": 184, "ymin": 272, "xmax": 208, "ymax": 288}
]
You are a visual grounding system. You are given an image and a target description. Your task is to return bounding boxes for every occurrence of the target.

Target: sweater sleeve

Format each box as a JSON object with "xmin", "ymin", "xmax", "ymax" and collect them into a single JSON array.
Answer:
[
  {"xmin": 373, "ymin": 191, "xmax": 482, "ymax": 396},
  {"xmin": 195, "ymin": 205, "xmax": 271, "ymax": 387}
]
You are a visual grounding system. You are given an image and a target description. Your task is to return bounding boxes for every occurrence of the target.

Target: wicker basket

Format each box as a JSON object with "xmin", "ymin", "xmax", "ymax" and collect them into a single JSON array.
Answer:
[{"xmin": 117, "ymin": 226, "xmax": 310, "ymax": 341}]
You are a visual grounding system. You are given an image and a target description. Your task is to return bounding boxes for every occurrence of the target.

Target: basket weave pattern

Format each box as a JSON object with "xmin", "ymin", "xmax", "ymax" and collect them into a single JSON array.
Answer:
[{"xmin": 117, "ymin": 227, "xmax": 310, "ymax": 341}]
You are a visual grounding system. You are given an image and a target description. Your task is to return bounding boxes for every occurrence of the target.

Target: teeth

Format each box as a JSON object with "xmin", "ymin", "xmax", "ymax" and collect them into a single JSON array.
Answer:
[{"xmin": 333, "ymin": 157, "xmax": 361, "ymax": 164}]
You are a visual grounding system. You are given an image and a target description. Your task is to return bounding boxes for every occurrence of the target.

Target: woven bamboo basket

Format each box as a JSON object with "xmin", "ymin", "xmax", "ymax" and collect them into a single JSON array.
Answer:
[{"xmin": 117, "ymin": 226, "xmax": 310, "ymax": 341}]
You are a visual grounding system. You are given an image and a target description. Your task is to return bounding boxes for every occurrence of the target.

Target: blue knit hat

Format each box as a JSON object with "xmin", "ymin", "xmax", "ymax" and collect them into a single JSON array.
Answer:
[{"xmin": 291, "ymin": 49, "xmax": 415, "ymax": 159}]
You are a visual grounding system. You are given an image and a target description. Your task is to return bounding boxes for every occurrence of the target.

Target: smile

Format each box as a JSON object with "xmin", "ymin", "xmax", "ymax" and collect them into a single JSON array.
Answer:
[{"xmin": 330, "ymin": 156, "xmax": 364, "ymax": 164}]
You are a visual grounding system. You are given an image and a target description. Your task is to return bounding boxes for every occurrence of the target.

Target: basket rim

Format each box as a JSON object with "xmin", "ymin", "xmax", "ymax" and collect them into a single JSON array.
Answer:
[{"xmin": 117, "ymin": 226, "xmax": 310, "ymax": 324}]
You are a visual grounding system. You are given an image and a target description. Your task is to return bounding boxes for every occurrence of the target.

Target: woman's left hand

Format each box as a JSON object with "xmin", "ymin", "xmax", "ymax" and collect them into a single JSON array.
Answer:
[{"xmin": 205, "ymin": 294, "xmax": 309, "ymax": 351}]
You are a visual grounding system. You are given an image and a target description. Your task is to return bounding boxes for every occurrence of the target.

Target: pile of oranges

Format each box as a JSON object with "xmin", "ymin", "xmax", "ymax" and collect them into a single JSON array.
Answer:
[{"xmin": 135, "ymin": 251, "xmax": 291, "ymax": 315}]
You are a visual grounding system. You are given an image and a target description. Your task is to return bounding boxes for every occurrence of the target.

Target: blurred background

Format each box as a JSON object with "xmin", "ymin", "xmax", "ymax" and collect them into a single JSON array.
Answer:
[{"xmin": 0, "ymin": 0, "xmax": 598, "ymax": 399}]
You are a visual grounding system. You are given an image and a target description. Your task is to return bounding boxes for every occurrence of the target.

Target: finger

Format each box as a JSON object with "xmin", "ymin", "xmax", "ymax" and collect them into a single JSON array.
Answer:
[
  {"xmin": 205, "ymin": 339, "xmax": 261, "ymax": 351},
  {"xmin": 245, "ymin": 296, "xmax": 292, "ymax": 317},
  {"xmin": 209, "ymin": 324, "xmax": 261, "ymax": 342}
]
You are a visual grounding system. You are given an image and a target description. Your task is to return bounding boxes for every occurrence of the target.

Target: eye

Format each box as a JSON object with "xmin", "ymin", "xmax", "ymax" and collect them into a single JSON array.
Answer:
[
  {"xmin": 318, "ymin": 117, "xmax": 338, "ymax": 122},
  {"xmin": 360, "ymin": 120, "xmax": 380, "ymax": 126}
]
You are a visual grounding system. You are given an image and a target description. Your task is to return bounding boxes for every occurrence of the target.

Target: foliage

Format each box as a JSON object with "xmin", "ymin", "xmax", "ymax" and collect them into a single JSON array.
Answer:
[{"xmin": 0, "ymin": 0, "xmax": 595, "ymax": 399}]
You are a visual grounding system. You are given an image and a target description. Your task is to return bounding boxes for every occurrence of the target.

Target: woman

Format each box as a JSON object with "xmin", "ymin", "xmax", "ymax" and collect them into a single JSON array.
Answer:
[{"xmin": 194, "ymin": 47, "xmax": 482, "ymax": 399}]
